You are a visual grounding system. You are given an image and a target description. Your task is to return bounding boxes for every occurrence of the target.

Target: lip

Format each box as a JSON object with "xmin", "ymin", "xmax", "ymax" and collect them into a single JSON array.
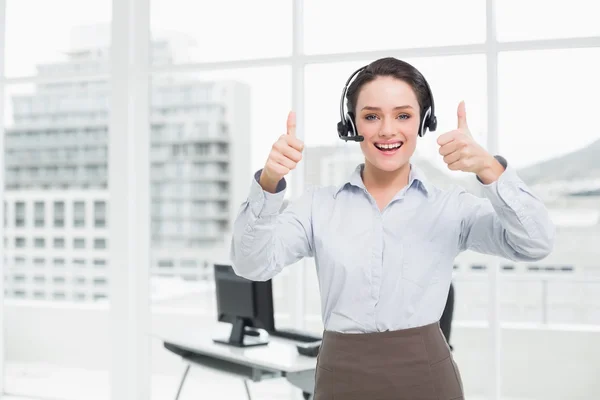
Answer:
[
  {"xmin": 374, "ymin": 140, "xmax": 403, "ymax": 145},
  {"xmin": 373, "ymin": 141, "xmax": 403, "ymax": 156}
]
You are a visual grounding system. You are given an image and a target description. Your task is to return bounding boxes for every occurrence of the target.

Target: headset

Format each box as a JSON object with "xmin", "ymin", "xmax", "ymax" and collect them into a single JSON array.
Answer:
[{"xmin": 336, "ymin": 63, "xmax": 437, "ymax": 142}]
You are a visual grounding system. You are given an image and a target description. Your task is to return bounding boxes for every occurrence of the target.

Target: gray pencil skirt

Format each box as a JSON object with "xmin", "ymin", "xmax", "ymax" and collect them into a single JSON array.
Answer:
[{"xmin": 313, "ymin": 322, "xmax": 464, "ymax": 400}]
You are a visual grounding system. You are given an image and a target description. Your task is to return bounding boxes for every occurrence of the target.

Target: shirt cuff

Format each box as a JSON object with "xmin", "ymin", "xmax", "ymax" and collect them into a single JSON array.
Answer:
[
  {"xmin": 476, "ymin": 155, "xmax": 507, "ymax": 184},
  {"xmin": 248, "ymin": 169, "xmax": 287, "ymax": 217},
  {"xmin": 478, "ymin": 156, "xmax": 527, "ymax": 210}
]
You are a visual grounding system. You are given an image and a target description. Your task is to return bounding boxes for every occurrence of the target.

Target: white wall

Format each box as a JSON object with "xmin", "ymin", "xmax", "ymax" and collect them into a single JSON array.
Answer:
[{"xmin": 4, "ymin": 301, "xmax": 600, "ymax": 399}]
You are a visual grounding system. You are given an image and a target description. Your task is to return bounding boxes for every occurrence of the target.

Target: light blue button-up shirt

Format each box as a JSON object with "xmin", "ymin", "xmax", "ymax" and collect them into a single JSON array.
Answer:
[{"xmin": 230, "ymin": 161, "xmax": 555, "ymax": 333}]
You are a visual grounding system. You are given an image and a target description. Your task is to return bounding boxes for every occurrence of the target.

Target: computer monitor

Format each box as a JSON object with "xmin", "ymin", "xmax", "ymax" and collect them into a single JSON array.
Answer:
[{"xmin": 212, "ymin": 264, "xmax": 275, "ymax": 347}]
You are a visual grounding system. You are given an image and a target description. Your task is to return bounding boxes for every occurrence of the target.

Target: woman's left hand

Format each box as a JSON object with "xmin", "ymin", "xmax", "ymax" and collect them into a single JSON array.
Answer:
[{"xmin": 437, "ymin": 101, "xmax": 504, "ymax": 184}]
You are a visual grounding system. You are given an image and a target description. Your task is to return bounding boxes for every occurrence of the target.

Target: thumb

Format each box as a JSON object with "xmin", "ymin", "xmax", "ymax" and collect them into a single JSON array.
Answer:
[
  {"xmin": 457, "ymin": 101, "xmax": 468, "ymax": 130},
  {"xmin": 287, "ymin": 110, "xmax": 296, "ymax": 137}
]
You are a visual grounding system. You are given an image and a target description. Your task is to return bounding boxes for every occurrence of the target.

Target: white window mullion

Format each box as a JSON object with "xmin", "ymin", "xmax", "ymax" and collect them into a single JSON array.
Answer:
[
  {"xmin": 109, "ymin": 0, "xmax": 151, "ymax": 399},
  {"xmin": 0, "ymin": 0, "xmax": 6, "ymax": 395},
  {"xmin": 291, "ymin": 0, "xmax": 306, "ymax": 329},
  {"xmin": 497, "ymin": 36, "xmax": 600, "ymax": 52},
  {"xmin": 486, "ymin": 1, "xmax": 501, "ymax": 399}
]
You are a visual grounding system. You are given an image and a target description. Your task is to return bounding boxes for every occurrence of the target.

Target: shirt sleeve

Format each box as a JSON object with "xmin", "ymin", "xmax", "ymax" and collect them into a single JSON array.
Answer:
[
  {"xmin": 457, "ymin": 157, "xmax": 555, "ymax": 261},
  {"xmin": 229, "ymin": 169, "xmax": 314, "ymax": 281}
]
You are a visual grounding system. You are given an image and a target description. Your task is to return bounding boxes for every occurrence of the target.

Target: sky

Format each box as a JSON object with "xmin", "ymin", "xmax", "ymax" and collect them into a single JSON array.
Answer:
[{"xmin": 3, "ymin": 0, "xmax": 600, "ymax": 172}]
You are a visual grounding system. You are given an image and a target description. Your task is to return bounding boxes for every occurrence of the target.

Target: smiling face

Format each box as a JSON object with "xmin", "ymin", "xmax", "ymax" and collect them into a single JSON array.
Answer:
[{"xmin": 355, "ymin": 76, "xmax": 421, "ymax": 173}]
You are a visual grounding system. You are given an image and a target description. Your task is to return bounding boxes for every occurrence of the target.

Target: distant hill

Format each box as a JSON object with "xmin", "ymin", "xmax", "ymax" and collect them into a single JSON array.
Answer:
[{"xmin": 517, "ymin": 139, "xmax": 600, "ymax": 185}]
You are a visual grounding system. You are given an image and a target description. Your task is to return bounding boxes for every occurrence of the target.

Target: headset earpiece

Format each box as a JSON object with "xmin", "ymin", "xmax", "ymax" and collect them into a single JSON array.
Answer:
[
  {"xmin": 336, "ymin": 120, "xmax": 346, "ymax": 138},
  {"xmin": 428, "ymin": 115, "xmax": 437, "ymax": 132},
  {"xmin": 418, "ymin": 104, "xmax": 438, "ymax": 137},
  {"xmin": 346, "ymin": 112, "xmax": 357, "ymax": 136},
  {"xmin": 419, "ymin": 77, "xmax": 437, "ymax": 137}
]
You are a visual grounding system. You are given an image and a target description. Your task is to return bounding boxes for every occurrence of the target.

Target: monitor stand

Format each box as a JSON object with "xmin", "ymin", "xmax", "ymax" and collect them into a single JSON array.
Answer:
[{"xmin": 213, "ymin": 317, "xmax": 269, "ymax": 347}]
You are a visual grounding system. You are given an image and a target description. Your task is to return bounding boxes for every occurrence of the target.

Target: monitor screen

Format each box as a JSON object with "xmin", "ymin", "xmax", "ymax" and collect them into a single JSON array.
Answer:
[
  {"xmin": 213, "ymin": 264, "xmax": 274, "ymax": 347},
  {"xmin": 214, "ymin": 272, "xmax": 255, "ymax": 322}
]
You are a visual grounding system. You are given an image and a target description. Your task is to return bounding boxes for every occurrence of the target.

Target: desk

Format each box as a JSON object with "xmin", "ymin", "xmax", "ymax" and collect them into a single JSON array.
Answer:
[{"xmin": 154, "ymin": 322, "xmax": 317, "ymax": 400}]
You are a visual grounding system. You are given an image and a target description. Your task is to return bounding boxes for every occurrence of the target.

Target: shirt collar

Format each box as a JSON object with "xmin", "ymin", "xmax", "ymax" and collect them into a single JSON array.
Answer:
[{"xmin": 334, "ymin": 163, "xmax": 431, "ymax": 198}]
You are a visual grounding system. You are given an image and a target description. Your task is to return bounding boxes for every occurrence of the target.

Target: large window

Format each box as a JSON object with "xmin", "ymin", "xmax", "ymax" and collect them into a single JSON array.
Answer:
[
  {"xmin": 148, "ymin": 66, "xmax": 292, "ymax": 315},
  {"xmin": 496, "ymin": 0, "xmax": 600, "ymax": 42},
  {"xmin": 2, "ymin": 79, "xmax": 113, "ymax": 398},
  {"xmin": 147, "ymin": 5, "xmax": 296, "ymax": 397},
  {"xmin": 150, "ymin": 0, "xmax": 292, "ymax": 64},
  {"xmin": 497, "ymin": 48, "xmax": 600, "ymax": 325},
  {"xmin": 303, "ymin": 0, "xmax": 486, "ymax": 55},
  {"xmin": 2, "ymin": 0, "xmax": 112, "ymax": 397},
  {"xmin": 4, "ymin": 0, "xmax": 111, "ymax": 78},
  {"xmin": 498, "ymin": 48, "xmax": 600, "ymax": 169},
  {"xmin": 150, "ymin": 67, "xmax": 291, "ymax": 171}
]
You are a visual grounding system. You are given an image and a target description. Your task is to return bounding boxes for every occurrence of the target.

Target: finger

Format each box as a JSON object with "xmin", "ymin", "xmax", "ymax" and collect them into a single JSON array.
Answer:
[
  {"xmin": 439, "ymin": 134, "xmax": 470, "ymax": 156},
  {"xmin": 276, "ymin": 135, "xmax": 304, "ymax": 158},
  {"xmin": 447, "ymin": 160, "xmax": 462, "ymax": 171},
  {"xmin": 266, "ymin": 159, "xmax": 290, "ymax": 176},
  {"xmin": 287, "ymin": 111, "xmax": 296, "ymax": 137},
  {"xmin": 436, "ymin": 130, "xmax": 459, "ymax": 146},
  {"xmin": 286, "ymin": 135, "xmax": 305, "ymax": 152},
  {"xmin": 278, "ymin": 142, "xmax": 303, "ymax": 163},
  {"xmin": 272, "ymin": 152, "xmax": 297, "ymax": 170},
  {"xmin": 457, "ymin": 101, "xmax": 469, "ymax": 130},
  {"xmin": 443, "ymin": 149, "xmax": 462, "ymax": 165},
  {"xmin": 438, "ymin": 140, "xmax": 459, "ymax": 156}
]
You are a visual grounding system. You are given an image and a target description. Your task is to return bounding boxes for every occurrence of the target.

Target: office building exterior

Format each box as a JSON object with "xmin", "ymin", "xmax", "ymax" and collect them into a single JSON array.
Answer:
[{"xmin": 3, "ymin": 35, "xmax": 250, "ymax": 302}]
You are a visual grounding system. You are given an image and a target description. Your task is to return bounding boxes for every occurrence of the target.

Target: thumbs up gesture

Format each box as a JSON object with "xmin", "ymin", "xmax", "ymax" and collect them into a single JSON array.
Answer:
[
  {"xmin": 437, "ymin": 101, "xmax": 503, "ymax": 183},
  {"xmin": 259, "ymin": 111, "xmax": 305, "ymax": 193}
]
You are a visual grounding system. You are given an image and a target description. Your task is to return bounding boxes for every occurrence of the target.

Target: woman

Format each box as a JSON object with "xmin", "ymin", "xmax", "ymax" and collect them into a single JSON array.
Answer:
[{"xmin": 229, "ymin": 57, "xmax": 554, "ymax": 399}]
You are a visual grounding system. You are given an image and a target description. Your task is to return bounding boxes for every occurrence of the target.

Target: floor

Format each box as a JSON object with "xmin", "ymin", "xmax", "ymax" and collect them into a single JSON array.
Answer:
[
  {"xmin": 3, "ymin": 362, "xmax": 302, "ymax": 400},
  {"xmin": 2, "ymin": 362, "xmax": 533, "ymax": 400}
]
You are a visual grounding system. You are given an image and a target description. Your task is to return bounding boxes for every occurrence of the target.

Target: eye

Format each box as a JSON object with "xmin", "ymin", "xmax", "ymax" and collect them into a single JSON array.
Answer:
[
  {"xmin": 365, "ymin": 114, "xmax": 379, "ymax": 121},
  {"xmin": 397, "ymin": 114, "xmax": 410, "ymax": 120}
]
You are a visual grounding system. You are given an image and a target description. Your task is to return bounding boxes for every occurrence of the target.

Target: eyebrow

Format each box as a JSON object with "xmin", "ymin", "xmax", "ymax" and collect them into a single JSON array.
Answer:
[{"xmin": 361, "ymin": 105, "xmax": 414, "ymax": 111}]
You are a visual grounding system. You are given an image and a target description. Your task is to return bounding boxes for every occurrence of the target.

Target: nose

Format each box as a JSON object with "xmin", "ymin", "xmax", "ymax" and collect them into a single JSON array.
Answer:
[{"xmin": 379, "ymin": 117, "xmax": 396, "ymax": 137}]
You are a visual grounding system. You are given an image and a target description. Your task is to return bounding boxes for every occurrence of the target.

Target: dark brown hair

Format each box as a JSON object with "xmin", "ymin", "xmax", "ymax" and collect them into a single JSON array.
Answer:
[{"xmin": 346, "ymin": 57, "xmax": 432, "ymax": 119}]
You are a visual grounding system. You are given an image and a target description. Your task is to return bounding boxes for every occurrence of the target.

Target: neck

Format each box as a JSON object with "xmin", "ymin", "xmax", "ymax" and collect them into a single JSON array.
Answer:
[{"xmin": 362, "ymin": 161, "xmax": 411, "ymax": 194}]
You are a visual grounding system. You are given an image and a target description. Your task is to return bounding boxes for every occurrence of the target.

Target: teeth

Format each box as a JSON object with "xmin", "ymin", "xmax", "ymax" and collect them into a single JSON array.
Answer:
[{"xmin": 376, "ymin": 142, "xmax": 402, "ymax": 150}]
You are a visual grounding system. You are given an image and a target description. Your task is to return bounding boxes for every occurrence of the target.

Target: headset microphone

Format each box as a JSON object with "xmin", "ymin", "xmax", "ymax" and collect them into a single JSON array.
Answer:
[
  {"xmin": 344, "ymin": 135, "xmax": 364, "ymax": 142},
  {"xmin": 337, "ymin": 118, "xmax": 364, "ymax": 142}
]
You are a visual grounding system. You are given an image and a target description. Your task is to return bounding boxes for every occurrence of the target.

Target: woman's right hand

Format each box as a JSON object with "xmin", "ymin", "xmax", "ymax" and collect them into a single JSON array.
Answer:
[{"xmin": 259, "ymin": 111, "xmax": 305, "ymax": 193}]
